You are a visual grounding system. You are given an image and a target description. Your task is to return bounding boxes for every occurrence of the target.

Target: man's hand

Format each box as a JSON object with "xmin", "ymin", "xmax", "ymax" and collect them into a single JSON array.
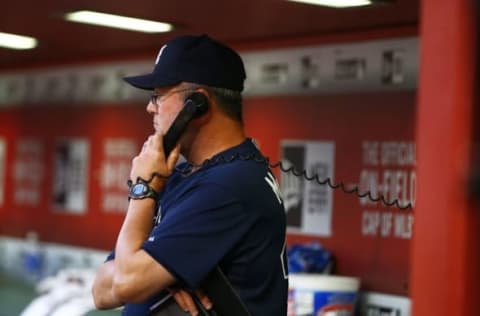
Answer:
[
  {"xmin": 130, "ymin": 134, "xmax": 180, "ymax": 192},
  {"xmin": 171, "ymin": 288, "xmax": 212, "ymax": 316}
]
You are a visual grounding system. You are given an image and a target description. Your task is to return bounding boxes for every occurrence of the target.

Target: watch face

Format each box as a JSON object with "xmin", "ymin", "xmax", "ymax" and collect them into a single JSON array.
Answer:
[
  {"xmin": 133, "ymin": 183, "xmax": 147, "ymax": 195},
  {"xmin": 129, "ymin": 182, "xmax": 157, "ymax": 200}
]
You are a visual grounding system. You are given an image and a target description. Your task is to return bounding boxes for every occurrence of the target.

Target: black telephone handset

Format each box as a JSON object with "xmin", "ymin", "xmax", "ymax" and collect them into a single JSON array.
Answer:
[{"xmin": 163, "ymin": 92, "xmax": 209, "ymax": 156}]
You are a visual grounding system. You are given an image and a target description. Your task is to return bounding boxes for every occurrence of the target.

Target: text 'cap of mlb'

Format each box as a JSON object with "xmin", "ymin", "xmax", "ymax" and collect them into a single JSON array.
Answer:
[{"xmin": 124, "ymin": 34, "xmax": 246, "ymax": 91}]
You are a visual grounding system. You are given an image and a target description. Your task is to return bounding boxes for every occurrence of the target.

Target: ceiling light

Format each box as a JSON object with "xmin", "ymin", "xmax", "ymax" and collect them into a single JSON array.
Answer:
[
  {"xmin": 64, "ymin": 10, "xmax": 173, "ymax": 33},
  {"xmin": 0, "ymin": 32, "xmax": 38, "ymax": 50},
  {"xmin": 287, "ymin": 0, "xmax": 374, "ymax": 8}
]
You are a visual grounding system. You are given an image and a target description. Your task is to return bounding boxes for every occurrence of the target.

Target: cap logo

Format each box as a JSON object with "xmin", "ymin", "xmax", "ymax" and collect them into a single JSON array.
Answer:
[{"xmin": 155, "ymin": 45, "xmax": 167, "ymax": 65}]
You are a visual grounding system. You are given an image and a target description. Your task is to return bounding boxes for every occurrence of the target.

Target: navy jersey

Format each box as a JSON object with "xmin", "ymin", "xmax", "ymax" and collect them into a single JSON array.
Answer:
[{"xmin": 118, "ymin": 139, "xmax": 288, "ymax": 315}]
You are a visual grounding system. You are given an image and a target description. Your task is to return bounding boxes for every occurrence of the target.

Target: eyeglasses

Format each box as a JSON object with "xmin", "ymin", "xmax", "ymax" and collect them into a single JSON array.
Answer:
[{"xmin": 149, "ymin": 88, "xmax": 198, "ymax": 108}]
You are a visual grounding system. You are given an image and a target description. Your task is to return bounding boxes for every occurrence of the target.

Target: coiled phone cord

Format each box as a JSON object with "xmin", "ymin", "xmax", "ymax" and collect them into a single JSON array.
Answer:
[{"xmin": 173, "ymin": 152, "xmax": 413, "ymax": 210}]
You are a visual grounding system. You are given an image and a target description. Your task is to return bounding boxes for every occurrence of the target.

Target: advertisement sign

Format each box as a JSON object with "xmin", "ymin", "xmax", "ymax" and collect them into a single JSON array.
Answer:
[
  {"xmin": 99, "ymin": 138, "xmax": 137, "ymax": 213},
  {"xmin": 51, "ymin": 139, "xmax": 89, "ymax": 213},
  {"xmin": 13, "ymin": 139, "xmax": 45, "ymax": 206},
  {"xmin": 281, "ymin": 140, "xmax": 335, "ymax": 236},
  {"xmin": 357, "ymin": 141, "xmax": 416, "ymax": 240}
]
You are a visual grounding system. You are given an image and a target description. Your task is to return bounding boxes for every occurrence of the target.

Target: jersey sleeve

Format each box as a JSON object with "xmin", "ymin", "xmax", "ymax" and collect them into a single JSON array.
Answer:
[{"xmin": 142, "ymin": 182, "xmax": 253, "ymax": 289}]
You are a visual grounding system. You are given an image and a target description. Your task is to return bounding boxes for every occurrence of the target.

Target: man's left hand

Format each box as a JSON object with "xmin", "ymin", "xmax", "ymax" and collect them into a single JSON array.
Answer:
[{"xmin": 171, "ymin": 288, "xmax": 213, "ymax": 316}]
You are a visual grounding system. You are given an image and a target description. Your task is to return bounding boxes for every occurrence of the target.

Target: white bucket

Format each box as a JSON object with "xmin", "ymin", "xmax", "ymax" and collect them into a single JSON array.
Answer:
[{"xmin": 288, "ymin": 274, "xmax": 360, "ymax": 316}]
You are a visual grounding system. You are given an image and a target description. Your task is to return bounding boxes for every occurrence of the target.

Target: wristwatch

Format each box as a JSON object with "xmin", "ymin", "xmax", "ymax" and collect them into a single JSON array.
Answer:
[{"xmin": 128, "ymin": 182, "xmax": 159, "ymax": 201}]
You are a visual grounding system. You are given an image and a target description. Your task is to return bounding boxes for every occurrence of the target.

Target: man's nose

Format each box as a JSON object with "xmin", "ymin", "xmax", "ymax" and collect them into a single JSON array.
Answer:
[{"xmin": 146, "ymin": 101, "xmax": 157, "ymax": 114}]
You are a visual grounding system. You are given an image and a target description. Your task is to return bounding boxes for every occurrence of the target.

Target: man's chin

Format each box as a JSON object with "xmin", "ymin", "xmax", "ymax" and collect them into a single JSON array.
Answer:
[{"xmin": 153, "ymin": 126, "xmax": 164, "ymax": 135}]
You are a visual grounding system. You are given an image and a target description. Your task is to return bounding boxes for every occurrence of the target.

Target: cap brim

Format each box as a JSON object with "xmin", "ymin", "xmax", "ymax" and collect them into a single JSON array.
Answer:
[
  {"xmin": 123, "ymin": 73, "xmax": 157, "ymax": 90},
  {"xmin": 123, "ymin": 73, "xmax": 182, "ymax": 91}
]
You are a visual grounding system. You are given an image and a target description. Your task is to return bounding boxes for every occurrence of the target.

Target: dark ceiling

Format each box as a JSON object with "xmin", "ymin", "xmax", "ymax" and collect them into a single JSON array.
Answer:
[{"xmin": 0, "ymin": 0, "xmax": 419, "ymax": 69}]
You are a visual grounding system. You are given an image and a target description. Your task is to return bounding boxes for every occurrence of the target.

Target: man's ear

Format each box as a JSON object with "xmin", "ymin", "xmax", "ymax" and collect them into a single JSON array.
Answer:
[{"xmin": 183, "ymin": 91, "xmax": 209, "ymax": 118}]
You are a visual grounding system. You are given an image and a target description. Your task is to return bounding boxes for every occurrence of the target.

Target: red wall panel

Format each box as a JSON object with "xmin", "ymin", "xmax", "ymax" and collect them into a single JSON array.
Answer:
[
  {"xmin": 0, "ymin": 104, "xmax": 151, "ymax": 249},
  {"xmin": 0, "ymin": 91, "xmax": 415, "ymax": 295},
  {"xmin": 244, "ymin": 92, "xmax": 415, "ymax": 295}
]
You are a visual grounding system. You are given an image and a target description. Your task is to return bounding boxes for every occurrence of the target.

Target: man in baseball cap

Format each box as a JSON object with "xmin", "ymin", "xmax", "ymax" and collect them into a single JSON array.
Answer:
[{"xmin": 92, "ymin": 34, "xmax": 288, "ymax": 316}]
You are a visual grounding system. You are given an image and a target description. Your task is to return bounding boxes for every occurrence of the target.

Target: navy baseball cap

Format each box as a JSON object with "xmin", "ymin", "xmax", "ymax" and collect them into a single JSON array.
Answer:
[{"xmin": 124, "ymin": 34, "xmax": 246, "ymax": 91}]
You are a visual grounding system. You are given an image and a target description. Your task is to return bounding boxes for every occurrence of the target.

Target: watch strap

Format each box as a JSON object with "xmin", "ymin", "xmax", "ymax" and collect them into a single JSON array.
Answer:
[{"xmin": 128, "ymin": 181, "xmax": 159, "ymax": 201}]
